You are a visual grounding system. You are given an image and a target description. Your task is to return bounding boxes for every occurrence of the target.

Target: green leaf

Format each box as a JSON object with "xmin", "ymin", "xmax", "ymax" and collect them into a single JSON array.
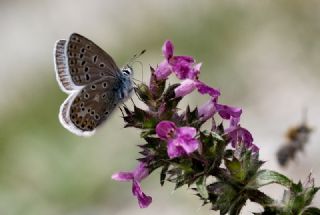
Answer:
[
  {"xmin": 301, "ymin": 207, "xmax": 320, "ymax": 215},
  {"xmin": 303, "ymin": 187, "xmax": 320, "ymax": 207},
  {"xmin": 143, "ymin": 136, "xmax": 161, "ymax": 148},
  {"xmin": 248, "ymin": 169, "xmax": 293, "ymax": 189},
  {"xmin": 160, "ymin": 164, "xmax": 169, "ymax": 186},
  {"xmin": 196, "ymin": 176, "xmax": 208, "ymax": 199},
  {"xmin": 225, "ymin": 158, "xmax": 245, "ymax": 182},
  {"xmin": 229, "ymin": 195, "xmax": 247, "ymax": 215},
  {"xmin": 202, "ymin": 130, "xmax": 224, "ymax": 142},
  {"xmin": 134, "ymin": 83, "xmax": 153, "ymax": 105},
  {"xmin": 140, "ymin": 129, "xmax": 155, "ymax": 138},
  {"xmin": 176, "ymin": 160, "xmax": 193, "ymax": 173},
  {"xmin": 143, "ymin": 118, "xmax": 157, "ymax": 129},
  {"xmin": 210, "ymin": 132, "xmax": 224, "ymax": 142},
  {"xmin": 208, "ymin": 182, "xmax": 237, "ymax": 215}
]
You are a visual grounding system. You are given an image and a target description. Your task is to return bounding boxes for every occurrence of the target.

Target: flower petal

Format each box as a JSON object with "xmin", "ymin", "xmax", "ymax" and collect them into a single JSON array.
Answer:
[
  {"xmin": 133, "ymin": 162, "xmax": 149, "ymax": 182},
  {"xmin": 154, "ymin": 61, "xmax": 172, "ymax": 80},
  {"xmin": 181, "ymin": 139, "xmax": 199, "ymax": 154},
  {"xmin": 172, "ymin": 55, "xmax": 195, "ymax": 64},
  {"xmin": 196, "ymin": 81, "xmax": 221, "ymax": 98},
  {"xmin": 187, "ymin": 63, "xmax": 201, "ymax": 79},
  {"xmin": 230, "ymin": 117, "xmax": 240, "ymax": 128},
  {"xmin": 162, "ymin": 40, "xmax": 174, "ymax": 60},
  {"xmin": 156, "ymin": 121, "xmax": 176, "ymax": 140},
  {"xmin": 132, "ymin": 181, "xmax": 152, "ymax": 208},
  {"xmin": 215, "ymin": 103, "xmax": 242, "ymax": 120},
  {"xmin": 228, "ymin": 126, "xmax": 254, "ymax": 148},
  {"xmin": 172, "ymin": 61, "xmax": 193, "ymax": 80},
  {"xmin": 174, "ymin": 79, "xmax": 197, "ymax": 97},
  {"xmin": 177, "ymin": 126, "xmax": 197, "ymax": 138},
  {"xmin": 167, "ymin": 138, "xmax": 186, "ymax": 158},
  {"xmin": 198, "ymin": 99, "xmax": 216, "ymax": 121},
  {"xmin": 111, "ymin": 172, "xmax": 134, "ymax": 181},
  {"xmin": 250, "ymin": 144, "xmax": 259, "ymax": 153}
]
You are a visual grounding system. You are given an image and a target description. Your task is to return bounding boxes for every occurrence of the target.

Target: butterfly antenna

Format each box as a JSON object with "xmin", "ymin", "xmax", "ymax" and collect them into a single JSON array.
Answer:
[
  {"xmin": 126, "ymin": 50, "xmax": 146, "ymax": 83},
  {"xmin": 135, "ymin": 60, "xmax": 144, "ymax": 83},
  {"xmin": 126, "ymin": 49, "xmax": 146, "ymax": 67}
]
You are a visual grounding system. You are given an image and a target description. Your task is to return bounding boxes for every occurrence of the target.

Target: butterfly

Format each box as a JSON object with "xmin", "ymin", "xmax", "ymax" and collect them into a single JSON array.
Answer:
[{"xmin": 54, "ymin": 33, "xmax": 135, "ymax": 136}]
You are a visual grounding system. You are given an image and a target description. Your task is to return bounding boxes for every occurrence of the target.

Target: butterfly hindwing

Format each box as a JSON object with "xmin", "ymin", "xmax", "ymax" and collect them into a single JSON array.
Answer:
[{"xmin": 59, "ymin": 77, "xmax": 121, "ymax": 136}]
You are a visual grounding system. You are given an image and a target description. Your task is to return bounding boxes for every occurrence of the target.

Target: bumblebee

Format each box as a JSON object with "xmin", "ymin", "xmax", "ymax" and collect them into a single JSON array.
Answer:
[{"xmin": 277, "ymin": 120, "xmax": 312, "ymax": 167}]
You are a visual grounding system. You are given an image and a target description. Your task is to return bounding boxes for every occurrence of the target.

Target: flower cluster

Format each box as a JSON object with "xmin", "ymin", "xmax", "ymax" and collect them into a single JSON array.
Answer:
[
  {"xmin": 111, "ymin": 40, "xmax": 319, "ymax": 214},
  {"xmin": 155, "ymin": 40, "xmax": 258, "ymax": 153}
]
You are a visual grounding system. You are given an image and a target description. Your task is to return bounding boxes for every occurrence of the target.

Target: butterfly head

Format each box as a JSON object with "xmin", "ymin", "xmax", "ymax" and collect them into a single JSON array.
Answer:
[{"xmin": 121, "ymin": 65, "xmax": 134, "ymax": 78}]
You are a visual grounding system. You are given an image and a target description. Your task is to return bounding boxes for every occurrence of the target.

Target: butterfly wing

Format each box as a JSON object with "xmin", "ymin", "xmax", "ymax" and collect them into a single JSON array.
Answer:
[
  {"xmin": 59, "ymin": 77, "xmax": 121, "ymax": 136},
  {"xmin": 54, "ymin": 33, "xmax": 120, "ymax": 93}
]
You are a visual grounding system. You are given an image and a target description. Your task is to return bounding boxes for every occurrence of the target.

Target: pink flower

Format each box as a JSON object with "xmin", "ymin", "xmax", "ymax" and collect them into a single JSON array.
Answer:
[
  {"xmin": 156, "ymin": 121, "xmax": 199, "ymax": 158},
  {"xmin": 226, "ymin": 117, "xmax": 258, "ymax": 153},
  {"xmin": 154, "ymin": 40, "xmax": 197, "ymax": 80},
  {"xmin": 112, "ymin": 162, "xmax": 152, "ymax": 208}
]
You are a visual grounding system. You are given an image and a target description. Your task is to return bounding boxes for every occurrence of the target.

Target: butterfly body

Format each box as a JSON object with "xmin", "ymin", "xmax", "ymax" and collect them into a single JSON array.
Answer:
[{"xmin": 54, "ymin": 33, "xmax": 133, "ymax": 136}]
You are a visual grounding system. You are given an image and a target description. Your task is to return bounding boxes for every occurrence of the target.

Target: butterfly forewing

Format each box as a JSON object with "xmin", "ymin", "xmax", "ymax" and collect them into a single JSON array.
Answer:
[
  {"xmin": 59, "ymin": 77, "xmax": 121, "ymax": 136},
  {"xmin": 54, "ymin": 33, "xmax": 120, "ymax": 92}
]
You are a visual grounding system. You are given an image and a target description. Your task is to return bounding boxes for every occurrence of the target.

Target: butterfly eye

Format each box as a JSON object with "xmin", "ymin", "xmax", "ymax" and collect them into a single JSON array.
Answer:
[{"xmin": 122, "ymin": 69, "xmax": 131, "ymax": 76}]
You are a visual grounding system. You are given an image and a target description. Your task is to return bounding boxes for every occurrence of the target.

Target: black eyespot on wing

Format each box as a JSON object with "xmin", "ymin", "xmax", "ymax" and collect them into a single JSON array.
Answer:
[{"xmin": 93, "ymin": 55, "xmax": 98, "ymax": 63}]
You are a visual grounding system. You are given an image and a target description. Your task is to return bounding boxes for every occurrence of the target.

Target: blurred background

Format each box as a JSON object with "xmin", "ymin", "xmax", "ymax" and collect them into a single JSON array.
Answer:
[{"xmin": 0, "ymin": 0, "xmax": 320, "ymax": 214}]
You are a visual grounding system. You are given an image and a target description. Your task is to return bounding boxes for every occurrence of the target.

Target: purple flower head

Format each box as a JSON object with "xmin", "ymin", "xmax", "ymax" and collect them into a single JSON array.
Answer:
[
  {"xmin": 155, "ymin": 40, "xmax": 197, "ymax": 80},
  {"xmin": 225, "ymin": 117, "xmax": 256, "ymax": 151},
  {"xmin": 156, "ymin": 121, "xmax": 199, "ymax": 158},
  {"xmin": 112, "ymin": 162, "xmax": 152, "ymax": 208}
]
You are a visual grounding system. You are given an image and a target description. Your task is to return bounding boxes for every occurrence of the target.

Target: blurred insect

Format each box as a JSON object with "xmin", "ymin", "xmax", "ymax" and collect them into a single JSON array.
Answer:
[
  {"xmin": 276, "ymin": 111, "xmax": 313, "ymax": 167},
  {"xmin": 54, "ymin": 33, "xmax": 145, "ymax": 136}
]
